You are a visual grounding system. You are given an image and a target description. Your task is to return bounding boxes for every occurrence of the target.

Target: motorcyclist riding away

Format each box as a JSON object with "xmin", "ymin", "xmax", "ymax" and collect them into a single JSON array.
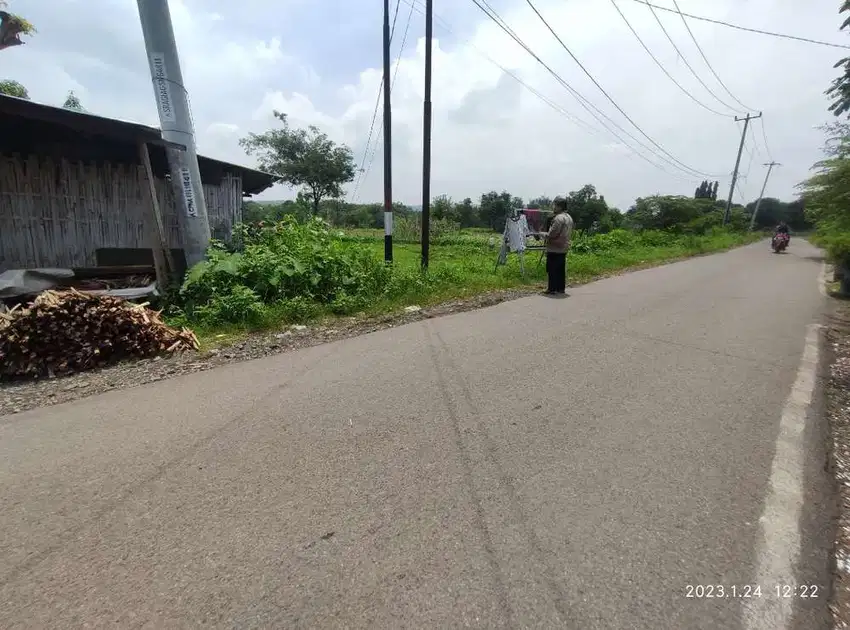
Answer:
[{"xmin": 775, "ymin": 221, "xmax": 790, "ymax": 236}]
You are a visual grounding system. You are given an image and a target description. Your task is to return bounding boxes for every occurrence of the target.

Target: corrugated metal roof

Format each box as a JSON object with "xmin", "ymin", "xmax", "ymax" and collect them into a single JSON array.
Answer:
[{"xmin": 0, "ymin": 94, "xmax": 278, "ymax": 195}]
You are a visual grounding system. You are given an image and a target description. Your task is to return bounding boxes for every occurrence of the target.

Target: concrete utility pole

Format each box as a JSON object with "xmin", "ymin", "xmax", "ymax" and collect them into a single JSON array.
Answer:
[
  {"xmin": 382, "ymin": 0, "xmax": 394, "ymax": 263},
  {"xmin": 749, "ymin": 161, "xmax": 781, "ymax": 231},
  {"xmin": 136, "ymin": 0, "xmax": 211, "ymax": 268},
  {"xmin": 723, "ymin": 112, "xmax": 762, "ymax": 225},
  {"xmin": 420, "ymin": 0, "xmax": 433, "ymax": 269}
]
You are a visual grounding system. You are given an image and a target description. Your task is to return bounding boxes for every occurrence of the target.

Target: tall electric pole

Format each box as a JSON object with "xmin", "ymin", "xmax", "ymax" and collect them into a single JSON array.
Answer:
[
  {"xmin": 136, "ymin": 0, "xmax": 211, "ymax": 268},
  {"xmin": 723, "ymin": 112, "xmax": 762, "ymax": 225},
  {"xmin": 382, "ymin": 0, "xmax": 394, "ymax": 263},
  {"xmin": 420, "ymin": 0, "xmax": 433, "ymax": 269},
  {"xmin": 749, "ymin": 161, "xmax": 781, "ymax": 231}
]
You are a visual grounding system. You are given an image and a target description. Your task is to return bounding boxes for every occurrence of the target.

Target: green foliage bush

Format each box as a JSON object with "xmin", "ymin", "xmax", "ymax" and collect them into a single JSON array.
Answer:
[
  {"xmin": 168, "ymin": 213, "xmax": 753, "ymax": 331},
  {"xmin": 393, "ymin": 215, "xmax": 461, "ymax": 243},
  {"xmin": 177, "ymin": 217, "xmax": 391, "ymax": 325},
  {"xmin": 173, "ymin": 217, "xmax": 479, "ymax": 327},
  {"xmin": 801, "ymin": 123, "xmax": 850, "ymax": 271}
]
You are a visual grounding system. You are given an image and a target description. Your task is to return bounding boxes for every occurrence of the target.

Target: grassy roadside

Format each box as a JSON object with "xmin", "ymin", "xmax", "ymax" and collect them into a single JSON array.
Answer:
[{"xmin": 181, "ymin": 230, "xmax": 763, "ymax": 348}]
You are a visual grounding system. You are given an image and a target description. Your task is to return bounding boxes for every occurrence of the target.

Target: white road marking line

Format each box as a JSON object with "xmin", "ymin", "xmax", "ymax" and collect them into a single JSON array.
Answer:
[{"xmin": 743, "ymin": 324, "xmax": 821, "ymax": 630}]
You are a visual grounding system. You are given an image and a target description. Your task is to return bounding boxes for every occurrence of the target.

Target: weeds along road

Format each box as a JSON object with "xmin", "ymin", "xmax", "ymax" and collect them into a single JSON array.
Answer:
[{"xmin": 0, "ymin": 240, "xmax": 832, "ymax": 629}]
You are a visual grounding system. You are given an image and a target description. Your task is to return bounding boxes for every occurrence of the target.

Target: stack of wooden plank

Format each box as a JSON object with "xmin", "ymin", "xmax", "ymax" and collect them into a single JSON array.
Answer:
[{"xmin": 0, "ymin": 289, "xmax": 198, "ymax": 379}]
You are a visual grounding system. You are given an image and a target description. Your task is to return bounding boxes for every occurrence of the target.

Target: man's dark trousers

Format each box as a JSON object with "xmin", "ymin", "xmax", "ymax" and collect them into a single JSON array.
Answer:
[{"xmin": 546, "ymin": 252, "xmax": 567, "ymax": 293}]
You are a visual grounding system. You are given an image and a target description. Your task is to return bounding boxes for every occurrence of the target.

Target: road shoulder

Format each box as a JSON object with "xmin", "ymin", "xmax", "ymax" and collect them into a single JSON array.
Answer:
[{"xmin": 824, "ymin": 284, "xmax": 850, "ymax": 628}]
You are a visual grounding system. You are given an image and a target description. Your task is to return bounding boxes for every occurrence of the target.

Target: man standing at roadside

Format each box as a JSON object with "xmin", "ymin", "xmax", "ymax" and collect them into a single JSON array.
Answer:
[{"xmin": 544, "ymin": 197, "xmax": 574, "ymax": 295}]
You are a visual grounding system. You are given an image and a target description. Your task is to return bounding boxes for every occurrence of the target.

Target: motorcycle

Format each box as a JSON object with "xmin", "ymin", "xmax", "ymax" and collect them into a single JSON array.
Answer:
[{"xmin": 772, "ymin": 232, "xmax": 790, "ymax": 253}]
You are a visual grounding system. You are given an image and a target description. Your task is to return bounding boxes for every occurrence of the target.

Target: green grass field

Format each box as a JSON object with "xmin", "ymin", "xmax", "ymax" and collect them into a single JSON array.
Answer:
[
  {"xmin": 340, "ymin": 228, "xmax": 762, "ymax": 311},
  {"xmin": 174, "ymin": 226, "xmax": 763, "ymax": 344}
]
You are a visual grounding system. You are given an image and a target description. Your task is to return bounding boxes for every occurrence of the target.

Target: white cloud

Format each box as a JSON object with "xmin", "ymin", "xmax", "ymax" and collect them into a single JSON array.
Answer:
[{"xmin": 2, "ymin": 0, "xmax": 845, "ymax": 209}]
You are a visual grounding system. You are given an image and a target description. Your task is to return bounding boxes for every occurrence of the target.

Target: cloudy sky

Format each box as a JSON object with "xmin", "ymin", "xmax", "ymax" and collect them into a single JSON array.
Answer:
[{"xmin": 3, "ymin": 0, "xmax": 846, "ymax": 210}]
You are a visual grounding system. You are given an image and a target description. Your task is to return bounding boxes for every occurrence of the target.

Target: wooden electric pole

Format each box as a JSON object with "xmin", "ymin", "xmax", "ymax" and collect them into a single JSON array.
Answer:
[
  {"xmin": 382, "ymin": 0, "xmax": 394, "ymax": 262},
  {"xmin": 749, "ymin": 161, "xmax": 781, "ymax": 231},
  {"xmin": 421, "ymin": 0, "xmax": 433, "ymax": 269},
  {"xmin": 723, "ymin": 112, "xmax": 762, "ymax": 225}
]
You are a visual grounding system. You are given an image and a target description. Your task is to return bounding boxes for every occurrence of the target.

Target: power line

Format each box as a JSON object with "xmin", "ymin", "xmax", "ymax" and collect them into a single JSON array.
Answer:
[
  {"xmin": 759, "ymin": 116, "xmax": 774, "ymax": 162},
  {"xmin": 642, "ymin": 1, "xmax": 743, "ymax": 114},
  {"xmin": 748, "ymin": 119, "xmax": 763, "ymax": 161},
  {"xmin": 405, "ymin": 0, "xmax": 601, "ymax": 137},
  {"xmin": 740, "ymin": 127, "xmax": 757, "ymax": 198},
  {"xmin": 400, "ymin": 0, "xmax": 708, "ymax": 184},
  {"xmin": 442, "ymin": 0, "xmax": 707, "ymax": 183},
  {"xmin": 470, "ymin": 0, "xmax": 706, "ymax": 180},
  {"xmin": 609, "ymin": 0, "xmax": 732, "ymax": 117},
  {"xmin": 350, "ymin": 0, "xmax": 402, "ymax": 202},
  {"xmin": 401, "ymin": 0, "xmax": 698, "ymax": 184},
  {"xmin": 355, "ymin": 0, "xmax": 415, "ymax": 202},
  {"xmin": 670, "ymin": 0, "xmax": 756, "ymax": 112},
  {"xmin": 629, "ymin": 0, "xmax": 850, "ymax": 50},
  {"xmin": 522, "ymin": 0, "xmax": 717, "ymax": 178},
  {"xmin": 401, "ymin": 0, "xmax": 593, "ymax": 136}
]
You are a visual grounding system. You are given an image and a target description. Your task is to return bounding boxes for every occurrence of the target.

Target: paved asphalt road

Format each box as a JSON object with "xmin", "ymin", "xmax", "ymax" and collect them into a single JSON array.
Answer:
[{"xmin": 0, "ymin": 240, "xmax": 833, "ymax": 629}]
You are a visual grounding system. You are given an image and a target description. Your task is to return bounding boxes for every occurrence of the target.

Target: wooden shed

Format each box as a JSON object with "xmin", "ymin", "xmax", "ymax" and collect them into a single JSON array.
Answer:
[{"xmin": 0, "ymin": 95, "xmax": 276, "ymax": 272}]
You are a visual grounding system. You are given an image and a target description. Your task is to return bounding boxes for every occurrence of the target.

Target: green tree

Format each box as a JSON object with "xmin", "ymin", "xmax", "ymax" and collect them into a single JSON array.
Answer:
[
  {"xmin": 240, "ymin": 111, "xmax": 356, "ymax": 215},
  {"xmin": 596, "ymin": 208, "xmax": 624, "ymax": 233},
  {"xmin": 479, "ymin": 191, "xmax": 513, "ymax": 231},
  {"xmin": 625, "ymin": 195, "xmax": 712, "ymax": 233},
  {"xmin": 694, "ymin": 180, "xmax": 719, "ymax": 200},
  {"xmin": 828, "ymin": 1, "xmax": 850, "ymax": 117},
  {"xmin": 62, "ymin": 90, "xmax": 83, "ymax": 111},
  {"xmin": 0, "ymin": 2, "xmax": 35, "ymax": 53},
  {"xmin": 0, "ymin": 78, "xmax": 27, "ymax": 98},
  {"xmin": 567, "ymin": 184, "xmax": 609, "ymax": 234},
  {"xmin": 743, "ymin": 197, "xmax": 810, "ymax": 231},
  {"xmin": 431, "ymin": 195, "xmax": 455, "ymax": 222},
  {"xmin": 527, "ymin": 196, "xmax": 552, "ymax": 210},
  {"xmin": 799, "ymin": 122, "xmax": 850, "ymax": 289},
  {"xmin": 456, "ymin": 197, "xmax": 478, "ymax": 228}
]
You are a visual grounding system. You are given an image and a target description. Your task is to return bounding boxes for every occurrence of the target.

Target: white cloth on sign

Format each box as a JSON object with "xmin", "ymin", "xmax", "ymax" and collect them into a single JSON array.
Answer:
[{"xmin": 504, "ymin": 215, "xmax": 529, "ymax": 252}]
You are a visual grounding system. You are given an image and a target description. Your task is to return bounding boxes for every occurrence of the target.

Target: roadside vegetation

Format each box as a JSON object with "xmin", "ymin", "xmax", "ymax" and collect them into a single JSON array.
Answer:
[
  {"xmin": 804, "ymin": 6, "xmax": 850, "ymax": 627},
  {"xmin": 163, "ymin": 211, "xmax": 762, "ymax": 338},
  {"xmin": 158, "ymin": 100, "xmax": 808, "ymax": 339},
  {"xmin": 801, "ymin": 121, "xmax": 850, "ymax": 294}
]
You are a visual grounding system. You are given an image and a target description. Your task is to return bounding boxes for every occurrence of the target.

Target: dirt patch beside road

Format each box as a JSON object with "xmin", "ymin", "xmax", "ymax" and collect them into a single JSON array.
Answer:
[
  {"xmin": 824, "ymin": 296, "xmax": 850, "ymax": 628},
  {"xmin": 0, "ymin": 287, "xmax": 537, "ymax": 416},
  {"xmin": 0, "ymin": 245, "xmax": 762, "ymax": 418}
]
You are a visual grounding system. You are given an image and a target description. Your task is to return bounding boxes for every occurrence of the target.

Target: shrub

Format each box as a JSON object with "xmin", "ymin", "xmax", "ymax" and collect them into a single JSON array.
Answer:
[
  {"xmin": 394, "ymin": 215, "xmax": 461, "ymax": 243},
  {"xmin": 176, "ymin": 216, "xmax": 393, "ymax": 326},
  {"xmin": 194, "ymin": 285, "xmax": 267, "ymax": 326}
]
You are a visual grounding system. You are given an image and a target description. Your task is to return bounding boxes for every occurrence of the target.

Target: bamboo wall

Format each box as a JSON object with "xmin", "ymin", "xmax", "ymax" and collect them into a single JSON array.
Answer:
[{"xmin": 0, "ymin": 154, "xmax": 243, "ymax": 270}]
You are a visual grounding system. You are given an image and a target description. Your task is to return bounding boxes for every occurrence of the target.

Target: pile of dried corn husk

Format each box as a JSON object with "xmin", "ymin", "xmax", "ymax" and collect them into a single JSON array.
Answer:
[{"xmin": 0, "ymin": 289, "xmax": 198, "ymax": 379}]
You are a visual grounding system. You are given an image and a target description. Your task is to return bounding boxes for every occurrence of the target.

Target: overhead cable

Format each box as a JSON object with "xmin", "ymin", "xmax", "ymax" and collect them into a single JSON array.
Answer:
[
  {"xmin": 670, "ymin": 0, "xmax": 756, "ymax": 112},
  {"xmin": 642, "ymin": 1, "xmax": 743, "ymax": 115},
  {"xmin": 522, "ymin": 0, "xmax": 719, "ymax": 177},
  {"xmin": 609, "ymin": 0, "xmax": 733, "ymax": 117},
  {"xmin": 630, "ymin": 0, "xmax": 850, "ymax": 50},
  {"xmin": 350, "ymin": 0, "xmax": 402, "ymax": 202}
]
